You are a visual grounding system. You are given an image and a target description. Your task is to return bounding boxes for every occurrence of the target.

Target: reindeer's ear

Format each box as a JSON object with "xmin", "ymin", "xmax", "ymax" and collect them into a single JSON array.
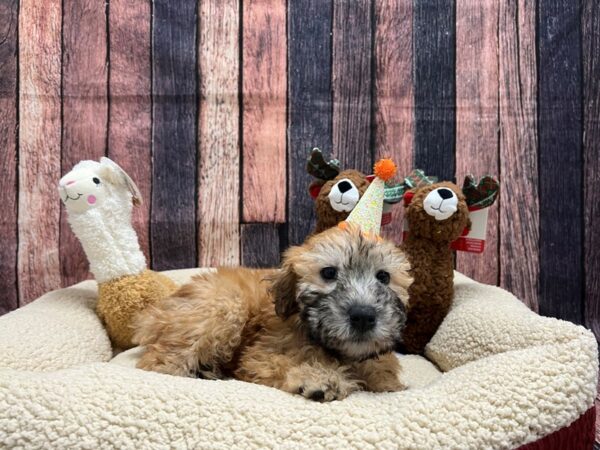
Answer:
[
  {"xmin": 269, "ymin": 258, "xmax": 300, "ymax": 319},
  {"xmin": 309, "ymin": 180, "xmax": 325, "ymax": 199},
  {"xmin": 100, "ymin": 157, "xmax": 143, "ymax": 206}
]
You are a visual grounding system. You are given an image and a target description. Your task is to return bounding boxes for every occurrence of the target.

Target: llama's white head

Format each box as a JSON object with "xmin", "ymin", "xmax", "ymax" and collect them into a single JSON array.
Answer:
[{"xmin": 59, "ymin": 157, "xmax": 142, "ymax": 215}]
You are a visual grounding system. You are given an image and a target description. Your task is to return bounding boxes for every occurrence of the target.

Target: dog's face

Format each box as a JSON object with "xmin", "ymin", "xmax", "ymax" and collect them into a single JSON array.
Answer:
[{"xmin": 271, "ymin": 224, "xmax": 411, "ymax": 361}]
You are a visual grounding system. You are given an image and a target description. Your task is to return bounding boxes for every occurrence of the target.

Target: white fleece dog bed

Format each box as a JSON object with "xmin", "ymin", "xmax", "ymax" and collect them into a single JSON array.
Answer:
[{"xmin": 0, "ymin": 269, "xmax": 597, "ymax": 449}]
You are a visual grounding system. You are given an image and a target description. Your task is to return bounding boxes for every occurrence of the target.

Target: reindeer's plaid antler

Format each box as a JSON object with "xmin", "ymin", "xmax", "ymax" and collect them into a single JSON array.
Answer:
[
  {"xmin": 306, "ymin": 148, "xmax": 341, "ymax": 181},
  {"xmin": 462, "ymin": 175, "xmax": 500, "ymax": 208}
]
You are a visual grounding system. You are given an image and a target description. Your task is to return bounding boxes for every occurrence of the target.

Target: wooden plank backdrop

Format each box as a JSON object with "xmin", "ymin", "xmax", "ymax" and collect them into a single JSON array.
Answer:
[{"xmin": 2, "ymin": 0, "xmax": 599, "ymax": 344}]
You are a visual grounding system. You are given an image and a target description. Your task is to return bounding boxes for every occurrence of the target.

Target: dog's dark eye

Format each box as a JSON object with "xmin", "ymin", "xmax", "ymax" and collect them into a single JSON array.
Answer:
[
  {"xmin": 376, "ymin": 270, "xmax": 390, "ymax": 285},
  {"xmin": 92, "ymin": 177, "xmax": 101, "ymax": 185},
  {"xmin": 320, "ymin": 267, "xmax": 338, "ymax": 281}
]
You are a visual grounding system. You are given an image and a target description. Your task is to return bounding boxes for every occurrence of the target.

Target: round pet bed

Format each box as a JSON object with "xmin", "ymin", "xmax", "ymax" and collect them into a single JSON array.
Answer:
[{"xmin": 0, "ymin": 269, "xmax": 596, "ymax": 449}]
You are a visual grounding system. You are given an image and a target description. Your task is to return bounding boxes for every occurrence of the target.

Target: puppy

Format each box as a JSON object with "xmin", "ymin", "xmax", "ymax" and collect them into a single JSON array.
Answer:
[{"xmin": 133, "ymin": 223, "xmax": 412, "ymax": 401}]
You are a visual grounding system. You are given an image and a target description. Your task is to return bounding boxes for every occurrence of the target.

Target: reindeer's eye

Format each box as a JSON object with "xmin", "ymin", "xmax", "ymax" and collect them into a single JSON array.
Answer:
[
  {"xmin": 320, "ymin": 267, "xmax": 338, "ymax": 281},
  {"xmin": 376, "ymin": 270, "xmax": 390, "ymax": 285},
  {"xmin": 92, "ymin": 177, "xmax": 101, "ymax": 185}
]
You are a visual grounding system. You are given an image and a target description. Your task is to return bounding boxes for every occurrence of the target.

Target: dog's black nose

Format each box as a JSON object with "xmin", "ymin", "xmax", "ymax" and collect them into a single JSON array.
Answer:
[
  {"xmin": 437, "ymin": 188, "xmax": 454, "ymax": 200},
  {"xmin": 348, "ymin": 305, "xmax": 377, "ymax": 333},
  {"xmin": 337, "ymin": 180, "xmax": 352, "ymax": 193}
]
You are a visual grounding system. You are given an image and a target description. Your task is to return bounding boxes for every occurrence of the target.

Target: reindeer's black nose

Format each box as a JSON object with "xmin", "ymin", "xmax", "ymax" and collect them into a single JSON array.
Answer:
[
  {"xmin": 348, "ymin": 305, "xmax": 377, "ymax": 333},
  {"xmin": 437, "ymin": 188, "xmax": 454, "ymax": 200},
  {"xmin": 337, "ymin": 180, "xmax": 352, "ymax": 193}
]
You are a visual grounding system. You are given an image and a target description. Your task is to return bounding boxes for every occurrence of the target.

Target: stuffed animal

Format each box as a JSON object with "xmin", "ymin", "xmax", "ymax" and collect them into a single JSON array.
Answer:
[
  {"xmin": 399, "ymin": 174, "xmax": 500, "ymax": 354},
  {"xmin": 58, "ymin": 157, "xmax": 177, "ymax": 349},
  {"xmin": 306, "ymin": 148, "xmax": 403, "ymax": 232}
]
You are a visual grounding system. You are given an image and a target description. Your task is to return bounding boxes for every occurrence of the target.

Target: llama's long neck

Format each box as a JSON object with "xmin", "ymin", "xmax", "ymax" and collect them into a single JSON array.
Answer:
[{"xmin": 67, "ymin": 197, "xmax": 146, "ymax": 283}]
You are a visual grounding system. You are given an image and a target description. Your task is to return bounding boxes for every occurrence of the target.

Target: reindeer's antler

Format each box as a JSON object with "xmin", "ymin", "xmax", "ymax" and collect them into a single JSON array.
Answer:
[
  {"xmin": 306, "ymin": 148, "xmax": 341, "ymax": 181},
  {"xmin": 462, "ymin": 175, "xmax": 500, "ymax": 208}
]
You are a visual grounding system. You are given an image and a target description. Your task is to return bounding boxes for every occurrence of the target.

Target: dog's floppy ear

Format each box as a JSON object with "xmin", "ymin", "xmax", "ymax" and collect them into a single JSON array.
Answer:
[{"xmin": 270, "ymin": 255, "xmax": 300, "ymax": 319}]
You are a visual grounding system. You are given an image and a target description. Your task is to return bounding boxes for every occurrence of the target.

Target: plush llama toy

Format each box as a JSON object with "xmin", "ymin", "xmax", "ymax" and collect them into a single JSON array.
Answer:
[{"xmin": 59, "ymin": 157, "xmax": 177, "ymax": 349}]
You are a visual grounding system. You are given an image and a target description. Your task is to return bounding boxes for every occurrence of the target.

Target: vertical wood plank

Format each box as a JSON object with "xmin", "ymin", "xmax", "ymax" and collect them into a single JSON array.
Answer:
[
  {"xmin": 455, "ymin": 0, "xmax": 499, "ymax": 285},
  {"xmin": 151, "ymin": 0, "xmax": 197, "ymax": 270},
  {"xmin": 413, "ymin": 0, "xmax": 456, "ymax": 181},
  {"xmin": 498, "ymin": 0, "xmax": 539, "ymax": 311},
  {"xmin": 241, "ymin": 224, "xmax": 281, "ymax": 268},
  {"xmin": 197, "ymin": 0, "xmax": 240, "ymax": 267},
  {"xmin": 0, "ymin": 0, "xmax": 18, "ymax": 314},
  {"xmin": 373, "ymin": 0, "xmax": 413, "ymax": 243},
  {"xmin": 242, "ymin": 0, "xmax": 286, "ymax": 223},
  {"xmin": 60, "ymin": 0, "xmax": 108, "ymax": 287},
  {"xmin": 108, "ymin": 0, "xmax": 152, "ymax": 265},
  {"xmin": 18, "ymin": 0, "xmax": 62, "ymax": 303},
  {"xmin": 287, "ymin": 0, "xmax": 333, "ymax": 246},
  {"xmin": 583, "ymin": 0, "xmax": 600, "ymax": 339},
  {"xmin": 332, "ymin": 0, "xmax": 373, "ymax": 174},
  {"xmin": 537, "ymin": 0, "xmax": 583, "ymax": 324}
]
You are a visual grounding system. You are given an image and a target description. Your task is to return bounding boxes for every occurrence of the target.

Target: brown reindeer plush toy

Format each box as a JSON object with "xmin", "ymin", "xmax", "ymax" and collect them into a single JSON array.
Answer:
[
  {"xmin": 399, "ymin": 182, "xmax": 471, "ymax": 354},
  {"xmin": 307, "ymin": 148, "xmax": 402, "ymax": 233}
]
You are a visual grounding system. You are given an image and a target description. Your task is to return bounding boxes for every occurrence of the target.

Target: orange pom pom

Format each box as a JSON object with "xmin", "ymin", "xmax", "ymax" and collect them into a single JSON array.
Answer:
[{"xmin": 374, "ymin": 159, "xmax": 397, "ymax": 181}]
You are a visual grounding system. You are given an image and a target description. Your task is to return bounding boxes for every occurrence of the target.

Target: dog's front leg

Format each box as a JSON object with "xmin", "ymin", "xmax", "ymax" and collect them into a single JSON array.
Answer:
[{"xmin": 351, "ymin": 352, "xmax": 406, "ymax": 393}]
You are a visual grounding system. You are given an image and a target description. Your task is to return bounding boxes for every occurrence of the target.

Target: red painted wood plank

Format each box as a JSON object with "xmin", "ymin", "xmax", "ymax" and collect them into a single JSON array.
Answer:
[
  {"xmin": 242, "ymin": 0, "xmax": 286, "ymax": 223},
  {"xmin": 18, "ymin": 0, "xmax": 62, "ymax": 303},
  {"xmin": 197, "ymin": 0, "xmax": 240, "ymax": 267},
  {"xmin": 583, "ymin": 0, "xmax": 600, "ymax": 339},
  {"xmin": 498, "ymin": 0, "xmax": 539, "ymax": 311},
  {"xmin": 108, "ymin": 0, "xmax": 152, "ymax": 265},
  {"xmin": 373, "ymin": 0, "xmax": 413, "ymax": 244},
  {"xmin": 60, "ymin": 0, "xmax": 108, "ymax": 287},
  {"xmin": 455, "ymin": 0, "xmax": 499, "ymax": 285},
  {"xmin": 0, "ymin": 0, "xmax": 18, "ymax": 314},
  {"xmin": 332, "ymin": 0, "xmax": 373, "ymax": 174}
]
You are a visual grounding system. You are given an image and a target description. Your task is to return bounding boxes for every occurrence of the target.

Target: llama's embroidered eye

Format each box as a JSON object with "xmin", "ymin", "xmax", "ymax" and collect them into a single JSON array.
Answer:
[
  {"xmin": 92, "ymin": 177, "xmax": 101, "ymax": 185},
  {"xmin": 376, "ymin": 270, "xmax": 390, "ymax": 285},
  {"xmin": 320, "ymin": 267, "xmax": 338, "ymax": 281}
]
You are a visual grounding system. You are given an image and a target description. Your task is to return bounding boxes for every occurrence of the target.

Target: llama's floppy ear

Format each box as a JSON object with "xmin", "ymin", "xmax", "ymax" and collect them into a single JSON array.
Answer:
[
  {"xmin": 269, "ymin": 256, "xmax": 300, "ymax": 319},
  {"xmin": 100, "ymin": 157, "xmax": 143, "ymax": 206}
]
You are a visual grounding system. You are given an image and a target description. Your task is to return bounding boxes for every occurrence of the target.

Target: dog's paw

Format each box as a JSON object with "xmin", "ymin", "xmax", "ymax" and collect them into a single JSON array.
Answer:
[{"xmin": 283, "ymin": 364, "xmax": 360, "ymax": 402}]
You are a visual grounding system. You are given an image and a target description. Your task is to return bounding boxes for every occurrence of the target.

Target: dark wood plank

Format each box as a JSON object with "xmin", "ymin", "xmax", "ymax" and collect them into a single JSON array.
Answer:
[
  {"xmin": 241, "ymin": 224, "xmax": 281, "ymax": 268},
  {"xmin": 18, "ymin": 0, "xmax": 62, "ymax": 303},
  {"xmin": 498, "ymin": 0, "xmax": 539, "ymax": 311},
  {"xmin": 108, "ymin": 0, "xmax": 152, "ymax": 265},
  {"xmin": 583, "ymin": 0, "xmax": 600, "ymax": 339},
  {"xmin": 0, "ymin": 0, "xmax": 18, "ymax": 314},
  {"xmin": 455, "ymin": 0, "xmax": 499, "ymax": 285},
  {"xmin": 151, "ymin": 0, "xmax": 197, "ymax": 270},
  {"xmin": 242, "ymin": 0, "xmax": 286, "ymax": 223},
  {"xmin": 197, "ymin": 0, "xmax": 240, "ymax": 267},
  {"xmin": 413, "ymin": 0, "xmax": 455, "ymax": 181},
  {"xmin": 373, "ymin": 0, "xmax": 413, "ymax": 244},
  {"xmin": 332, "ymin": 0, "xmax": 373, "ymax": 174},
  {"xmin": 287, "ymin": 0, "xmax": 333, "ymax": 246},
  {"xmin": 537, "ymin": 0, "xmax": 583, "ymax": 323},
  {"xmin": 61, "ymin": 0, "xmax": 108, "ymax": 287}
]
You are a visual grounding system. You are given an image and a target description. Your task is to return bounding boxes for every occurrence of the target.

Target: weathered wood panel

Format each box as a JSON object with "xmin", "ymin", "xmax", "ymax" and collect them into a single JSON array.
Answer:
[
  {"xmin": 18, "ymin": 0, "xmax": 62, "ymax": 303},
  {"xmin": 498, "ymin": 0, "xmax": 539, "ymax": 311},
  {"xmin": 241, "ymin": 224, "xmax": 281, "ymax": 268},
  {"xmin": 242, "ymin": 0, "xmax": 286, "ymax": 223},
  {"xmin": 332, "ymin": 0, "xmax": 372, "ymax": 174},
  {"xmin": 413, "ymin": 0, "xmax": 455, "ymax": 181},
  {"xmin": 373, "ymin": 0, "xmax": 413, "ymax": 244},
  {"xmin": 455, "ymin": 0, "xmax": 499, "ymax": 285},
  {"xmin": 151, "ymin": 0, "xmax": 197, "ymax": 270},
  {"xmin": 537, "ymin": 0, "xmax": 583, "ymax": 324},
  {"xmin": 287, "ymin": 0, "xmax": 332, "ymax": 246},
  {"xmin": 583, "ymin": 0, "xmax": 600, "ymax": 339},
  {"xmin": 0, "ymin": 0, "xmax": 18, "ymax": 313},
  {"xmin": 197, "ymin": 0, "xmax": 240, "ymax": 267},
  {"xmin": 60, "ymin": 0, "xmax": 108, "ymax": 287},
  {"xmin": 108, "ymin": 0, "xmax": 152, "ymax": 264}
]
